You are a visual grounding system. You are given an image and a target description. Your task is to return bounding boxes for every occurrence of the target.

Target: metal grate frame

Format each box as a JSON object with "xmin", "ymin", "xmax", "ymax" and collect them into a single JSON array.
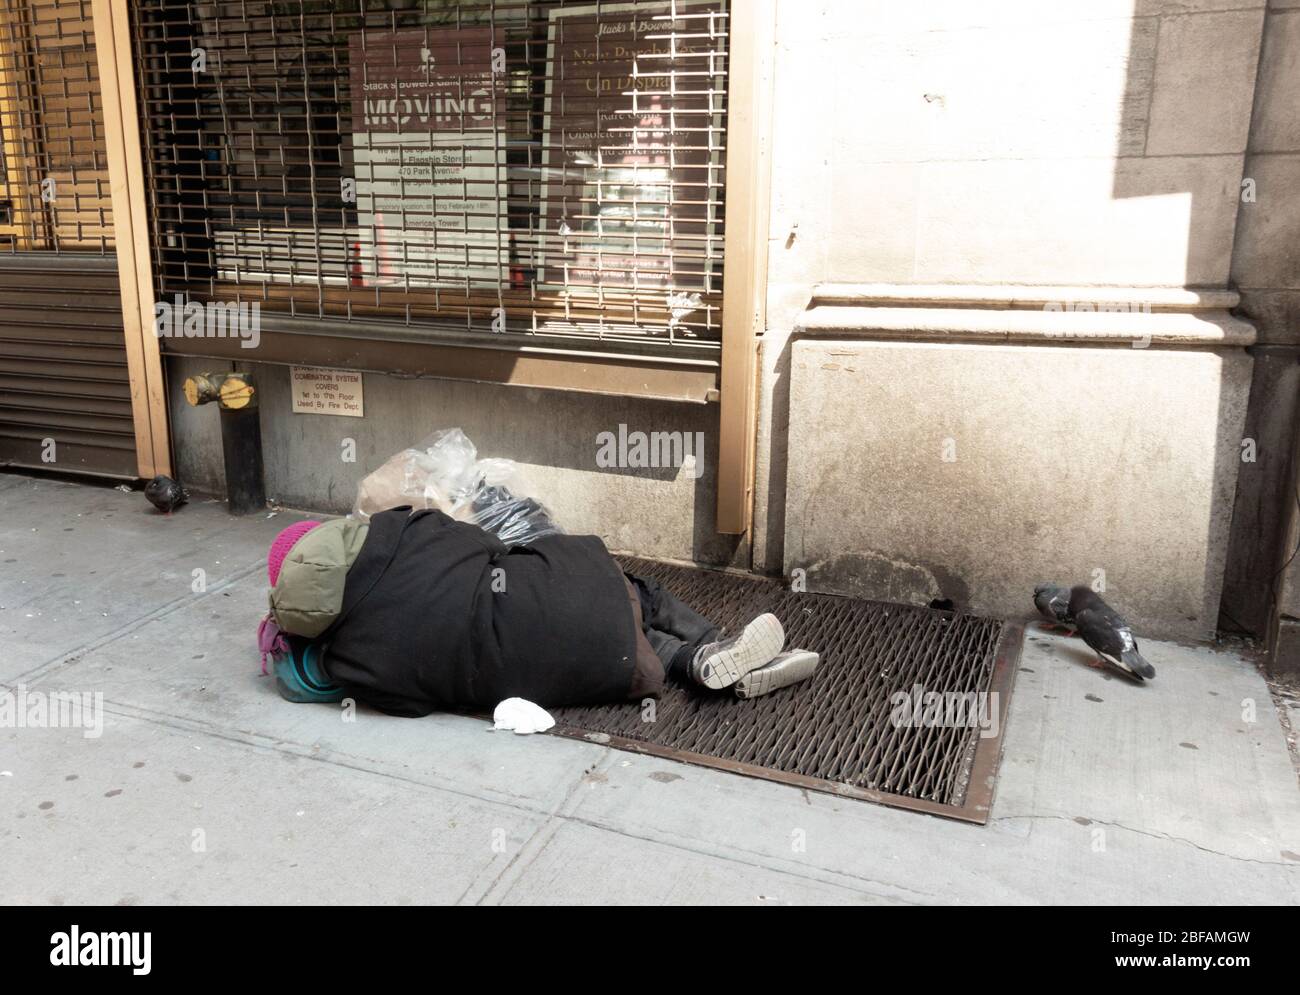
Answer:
[{"xmin": 550, "ymin": 558, "xmax": 1023, "ymax": 823}]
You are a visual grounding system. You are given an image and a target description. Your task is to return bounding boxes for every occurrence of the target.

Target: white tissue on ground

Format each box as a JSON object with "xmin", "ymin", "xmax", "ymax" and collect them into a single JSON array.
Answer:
[{"xmin": 492, "ymin": 697, "xmax": 556, "ymax": 735}]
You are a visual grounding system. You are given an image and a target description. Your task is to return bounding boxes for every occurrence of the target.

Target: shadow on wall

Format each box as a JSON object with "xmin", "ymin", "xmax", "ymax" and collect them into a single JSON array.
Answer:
[
  {"xmin": 1218, "ymin": 4, "xmax": 1300, "ymax": 642},
  {"xmin": 760, "ymin": 2, "xmax": 1262, "ymax": 638},
  {"xmin": 1112, "ymin": 5, "xmax": 1262, "ymax": 638}
]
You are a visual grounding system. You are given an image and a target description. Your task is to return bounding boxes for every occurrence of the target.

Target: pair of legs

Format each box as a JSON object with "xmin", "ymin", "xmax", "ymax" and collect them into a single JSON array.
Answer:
[
  {"xmin": 624, "ymin": 572, "xmax": 720, "ymax": 683},
  {"xmin": 623, "ymin": 572, "xmax": 819, "ymax": 699}
]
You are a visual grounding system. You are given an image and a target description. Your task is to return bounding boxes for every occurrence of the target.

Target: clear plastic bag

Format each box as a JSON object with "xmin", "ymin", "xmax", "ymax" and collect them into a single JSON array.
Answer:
[
  {"xmin": 353, "ymin": 428, "xmax": 563, "ymax": 546},
  {"xmin": 418, "ymin": 427, "xmax": 480, "ymax": 500},
  {"xmin": 352, "ymin": 447, "xmax": 453, "ymax": 520}
]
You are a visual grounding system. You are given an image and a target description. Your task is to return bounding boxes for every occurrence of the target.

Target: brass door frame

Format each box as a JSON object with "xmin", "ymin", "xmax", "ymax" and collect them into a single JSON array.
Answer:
[
  {"xmin": 91, "ymin": 0, "xmax": 170, "ymax": 478},
  {"xmin": 715, "ymin": 0, "xmax": 775, "ymax": 535}
]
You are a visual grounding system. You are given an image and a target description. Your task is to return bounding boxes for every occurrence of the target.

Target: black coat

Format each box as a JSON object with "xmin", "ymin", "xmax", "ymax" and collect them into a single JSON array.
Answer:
[{"xmin": 320, "ymin": 507, "xmax": 637, "ymax": 716}]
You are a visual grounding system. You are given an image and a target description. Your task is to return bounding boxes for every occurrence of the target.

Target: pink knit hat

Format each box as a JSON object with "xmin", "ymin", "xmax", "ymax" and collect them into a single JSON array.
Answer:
[{"xmin": 267, "ymin": 520, "xmax": 322, "ymax": 587}]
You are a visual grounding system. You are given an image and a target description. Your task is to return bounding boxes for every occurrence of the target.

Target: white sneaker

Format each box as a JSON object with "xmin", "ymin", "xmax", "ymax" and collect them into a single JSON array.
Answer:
[
  {"xmin": 691, "ymin": 613, "xmax": 785, "ymax": 690},
  {"xmin": 734, "ymin": 650, "xmax": 820, "ymax": 699}
]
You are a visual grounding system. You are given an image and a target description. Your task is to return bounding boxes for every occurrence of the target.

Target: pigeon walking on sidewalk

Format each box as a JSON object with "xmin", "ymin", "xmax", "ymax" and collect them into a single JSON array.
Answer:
[
  {"xmin": 144, "ymin": 474, "xmax": 188, "ymax": 515},
  {"xmin": 1067, "ymin": 585, "xmax": 1155, "ymax": 681}
]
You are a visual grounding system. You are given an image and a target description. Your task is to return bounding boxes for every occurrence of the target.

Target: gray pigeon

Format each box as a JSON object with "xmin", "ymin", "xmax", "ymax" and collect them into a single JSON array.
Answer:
[
  {"xmin": 1067, "ymin": 586, "xmax": 1155, "ymax": 680},
  {"xmin": 144, "ymin": 475, "xmax": 188, "ymax": 515},
  {"xmin": 1033, "ymin": 584, "xmax": 1073, "ymax": 627}
]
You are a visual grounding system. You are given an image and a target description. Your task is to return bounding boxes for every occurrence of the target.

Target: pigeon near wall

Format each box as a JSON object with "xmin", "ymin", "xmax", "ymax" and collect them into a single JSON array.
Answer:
[
  {"xmin": 144, "ymin": 475, "xmax": 188, "ymax": 515},
  {"xmin": 1067, "ymin": 586, "xmax": 1155, "ymax": 681},
  {"xmin": 1033, "ymin": 584, "xmax": 1074, "ymax": 627}
]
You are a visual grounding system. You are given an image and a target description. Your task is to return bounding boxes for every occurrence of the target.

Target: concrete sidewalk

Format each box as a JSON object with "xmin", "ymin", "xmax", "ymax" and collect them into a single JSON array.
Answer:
[{"xmin": 1, "ymin": 473, "xmax": 1297, "ymax": 905}]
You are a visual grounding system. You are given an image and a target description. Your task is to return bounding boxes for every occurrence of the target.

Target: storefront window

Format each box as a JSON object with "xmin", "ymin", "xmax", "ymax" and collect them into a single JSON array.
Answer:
[
  {"xmin": 133, "ymin": 0, "xmax": 728, "ymax": 347},
  {"xmin": 0, "ymin": 0, "xmax": 112, "ymax": 253}
]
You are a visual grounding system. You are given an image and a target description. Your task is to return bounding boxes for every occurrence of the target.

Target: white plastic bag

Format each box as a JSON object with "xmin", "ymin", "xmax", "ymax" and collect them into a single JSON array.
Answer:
[{"xmin": 491, "ymin": 697, "xmax": 556, "ymax": 735}]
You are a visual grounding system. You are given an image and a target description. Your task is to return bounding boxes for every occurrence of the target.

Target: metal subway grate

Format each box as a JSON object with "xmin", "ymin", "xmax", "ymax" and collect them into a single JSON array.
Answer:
[{"xmin": 550, "ymin": 557, "xmax": 1022, "ymax": 823}]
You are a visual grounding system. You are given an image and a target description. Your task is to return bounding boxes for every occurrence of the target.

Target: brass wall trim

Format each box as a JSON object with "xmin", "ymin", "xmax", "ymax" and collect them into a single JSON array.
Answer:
[
  {"xmin": 92, "ymin": 0, "xmax": 170, "ymax": 478},
  {"xmin": 716, "ymin": 0, "xmax": 776, "ymax": 537},
  {"xmin": 161, "ymin": 330, "xmax": 720, "ymax": 405}
]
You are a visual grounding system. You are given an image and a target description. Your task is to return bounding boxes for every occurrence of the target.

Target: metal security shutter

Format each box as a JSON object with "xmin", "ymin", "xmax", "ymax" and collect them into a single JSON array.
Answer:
[
  {"xmin": 130, "ymin": 0, "xmax": 729, "ymax": 372},
  {"xmin": 0, "ymin": 255, "xmax": 136, "ymax": 476},
  {"xmin": 0, "ymin": 0, "xmax": 136, "ymax": 477}
]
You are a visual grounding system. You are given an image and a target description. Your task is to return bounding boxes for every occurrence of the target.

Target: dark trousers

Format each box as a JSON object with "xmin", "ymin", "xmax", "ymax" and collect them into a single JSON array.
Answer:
[{"xmin": 624, "ymin": 572, "xmax": 720, "ymax": 683}]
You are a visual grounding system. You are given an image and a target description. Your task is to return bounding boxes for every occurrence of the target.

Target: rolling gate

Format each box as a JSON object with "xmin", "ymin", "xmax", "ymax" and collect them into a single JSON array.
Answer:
[{"xmin": 0, "ymin": 0, "xmax": 137, "ymax": 478}]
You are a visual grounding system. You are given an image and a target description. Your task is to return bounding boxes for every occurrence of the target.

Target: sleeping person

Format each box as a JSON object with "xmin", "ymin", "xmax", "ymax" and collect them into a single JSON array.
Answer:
[{"xmin": 258, "ymin": 508, "xmax": 819, "ymax": 716}]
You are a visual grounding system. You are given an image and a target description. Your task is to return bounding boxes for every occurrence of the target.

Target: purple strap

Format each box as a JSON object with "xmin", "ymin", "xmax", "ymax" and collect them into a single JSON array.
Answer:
[{"xmin": 257, "ymin": 613, "xmax": 289, "ymax": 675}]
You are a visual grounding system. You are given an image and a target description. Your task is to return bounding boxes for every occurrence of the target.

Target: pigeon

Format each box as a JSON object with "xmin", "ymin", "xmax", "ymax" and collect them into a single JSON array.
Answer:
[
  {"xmin": 1033, "ymin": 584, "xmax": 1074, "ymax": 627},
  {"xmin": 1067, "ymin": 585, "xmax": 1155, "ymax": 680},
  {"xmin": 144, "ymin": 474, "xmax": 188, "ymax": 515}
]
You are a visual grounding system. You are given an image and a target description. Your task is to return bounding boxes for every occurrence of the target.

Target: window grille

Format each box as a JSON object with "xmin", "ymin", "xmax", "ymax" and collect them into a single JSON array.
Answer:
[
  {"xmin": 0, "ymin": 0, "xmax": 112, "ymax": 253},
  {"xmin": 131, "ymin": 0, "xmax": 729, "ymax": 349}
]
